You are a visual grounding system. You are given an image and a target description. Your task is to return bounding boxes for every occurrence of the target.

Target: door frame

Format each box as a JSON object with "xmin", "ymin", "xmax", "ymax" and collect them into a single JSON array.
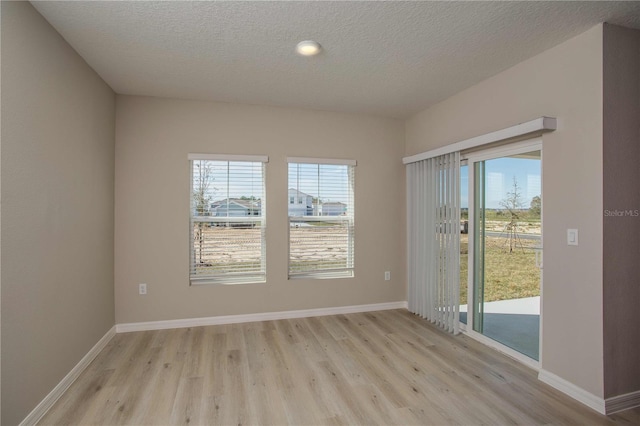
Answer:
[{"xmin": 459, "ymin": 138, "xmax": 543, "ymax": 370}]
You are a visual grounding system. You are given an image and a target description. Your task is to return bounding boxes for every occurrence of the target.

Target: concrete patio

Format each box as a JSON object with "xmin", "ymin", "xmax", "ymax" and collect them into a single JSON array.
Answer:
[{"xmin": 460, "ymin": 296, "xmax": 540, "ymax": 360}]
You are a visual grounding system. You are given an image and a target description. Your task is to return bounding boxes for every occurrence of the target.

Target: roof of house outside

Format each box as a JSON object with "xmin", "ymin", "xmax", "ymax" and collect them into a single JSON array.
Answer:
[
  {"xmin": 288, "ymin": 188, "xmax": 313, "ymax": 198},
  {"xmin": 211, "ymin": 198, "xmax": 261, "ymax": 209}
]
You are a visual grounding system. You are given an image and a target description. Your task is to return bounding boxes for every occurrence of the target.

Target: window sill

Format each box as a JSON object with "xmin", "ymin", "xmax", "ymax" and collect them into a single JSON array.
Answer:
[
  {"xmin": 190, "ymin": 275, "xmax": 266, "ymax": 286},
  {"xmin": 288, "ymin": 270, "xmax": 354, "ymax": 280}
]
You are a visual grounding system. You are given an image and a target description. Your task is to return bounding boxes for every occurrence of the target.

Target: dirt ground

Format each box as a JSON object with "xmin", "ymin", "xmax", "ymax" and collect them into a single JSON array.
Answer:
[
  {"xmin": 193, "ymin": 222, "xmax": 540, "ymax": 298},
  {"xmin": 192, "ymin": 225, "xmax": 349, "ymax": 274},
  {"xmin": 484, "ymin": 220, "xmax": 541, "ymax": 235}
]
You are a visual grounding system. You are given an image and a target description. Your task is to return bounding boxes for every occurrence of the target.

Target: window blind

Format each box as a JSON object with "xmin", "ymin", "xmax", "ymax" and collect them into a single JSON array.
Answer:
[
  {"xmin": 189, "ymin": 157, "xmax": 267, "ymax": 285},
  {"xmin": 287, "ymin": 161, "xmax": 355, "ymax": 279}
]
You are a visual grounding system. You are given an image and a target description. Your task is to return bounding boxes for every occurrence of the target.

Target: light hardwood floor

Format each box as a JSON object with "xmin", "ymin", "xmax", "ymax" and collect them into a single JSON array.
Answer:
[{"xmin": 40, "ymin": 309, "xmax": 640, "ymax": 425}]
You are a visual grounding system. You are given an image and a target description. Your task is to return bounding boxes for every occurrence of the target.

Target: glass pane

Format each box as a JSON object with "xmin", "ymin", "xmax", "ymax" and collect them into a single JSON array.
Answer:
[
  {"xmin": 473, "ymin": 151, "xmax": 541, "ymax": 360},
  {"xmin": 459, "ymin": 164, "xmax": 469, "ymax": 324},
  {"xmin": 288, "ymin": 163, "xmax": 352, "ymax": 217},
  {"xmin": 289, "ymin": 219, "xmax": 353, "ymax": 273},
  {"xmin": 288, "ymin": 162, "xmax": 354, "ymax": 277},
  {"xmin": 190, "ymin": 160, "xmax": 265, "ymax": 282},
  {"xmin": 191, "ymin": 223, "xmax": 263, "ymax": 276}
]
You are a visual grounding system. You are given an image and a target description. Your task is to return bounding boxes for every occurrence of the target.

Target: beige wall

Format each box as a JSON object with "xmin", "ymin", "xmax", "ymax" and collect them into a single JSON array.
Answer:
[
  {"xmin": 1, "ymin": 3, "xmax": 116, "ymax": 425},
  {"xmin": 406, "ymin": 26, "xmax": 604, "ymax": 396},
  {"xmin": 115, "ymin": 96, "xmax": 406, "ymax": 323}
]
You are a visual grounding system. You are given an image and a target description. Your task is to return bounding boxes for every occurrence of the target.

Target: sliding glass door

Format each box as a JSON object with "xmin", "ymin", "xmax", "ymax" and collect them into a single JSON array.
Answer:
[
  {"xmin": 459, "ymin": 163, "xmax": 469, "ymax": 324},
  {"xmin": 461, "ymin": 141, "xmax": 542, "ymax": 362}
]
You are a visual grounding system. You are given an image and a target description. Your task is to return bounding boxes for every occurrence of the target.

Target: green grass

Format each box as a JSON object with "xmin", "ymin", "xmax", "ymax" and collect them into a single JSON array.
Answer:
[{"xmin": 460, "ymin": 234, "xmax": 540, "ymax": 304}]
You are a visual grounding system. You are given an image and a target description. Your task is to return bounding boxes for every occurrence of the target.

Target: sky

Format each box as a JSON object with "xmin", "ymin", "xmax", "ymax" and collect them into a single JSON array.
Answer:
[
  {"xmin": 193, "ymin": 161, "xmax": 264, "ymax": 202},
  {"xmin": 192, "ymin": 161, "xmax": 351, "ymax": 205},
  {"xmin": 461, "ymin": 156, "xmax": 541, "ymax": 209},
  {"xmin": 194, "ymin": 158, "xmax": 539, "ymax": 210}
]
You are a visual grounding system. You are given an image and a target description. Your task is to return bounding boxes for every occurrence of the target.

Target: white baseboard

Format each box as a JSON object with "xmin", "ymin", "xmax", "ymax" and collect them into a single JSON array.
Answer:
[
  {"xmin": 19, "ymin": 326, "xmax": 117, "ymax": 426},
  {"xmin": 538, "ymin": 369, "xmax": 606, "ymax": 414},
  {"xmin": 606, "ymin": 389, "xmax": 640, "ymax": 414},
  {"xmin": 116, "ymin": 301, "xmax": 408, "ymax": 333}
]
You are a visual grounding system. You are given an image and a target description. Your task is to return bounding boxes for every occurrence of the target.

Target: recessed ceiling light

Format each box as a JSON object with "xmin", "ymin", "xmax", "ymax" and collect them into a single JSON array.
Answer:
[{"xmin": 296, "ymin": 40, "xmax": 322, "ymax": 56}]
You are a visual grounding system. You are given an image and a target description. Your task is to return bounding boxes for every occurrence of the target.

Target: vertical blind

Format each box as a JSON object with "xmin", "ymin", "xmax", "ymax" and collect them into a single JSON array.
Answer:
[
  {"xmin": 287, "ymin": 159, "xmax": 355, "ymax": 279},
  {"xmin": 407, "ymin": 152, "xmax": 461, "ymax": 334},
  {"xmin": 189, "ymin": 154, "xmax": 267, "ymax": 284}
]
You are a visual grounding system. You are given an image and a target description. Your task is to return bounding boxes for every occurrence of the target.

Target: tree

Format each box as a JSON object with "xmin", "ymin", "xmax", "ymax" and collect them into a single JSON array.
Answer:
[
  {"xmin": 499, "ymin": 176, "xmax": 524, "ymax": 217},
  {"xmin": 193, "ymin": 161, "xmax": 215, "ymax": 265},
  {"xmin": 499, "ymin": 177, "xmax": 525, "ymax": 253},
  {"xmin": 529, "ymin": 195, "xmax": 541, "ymax": 217}
]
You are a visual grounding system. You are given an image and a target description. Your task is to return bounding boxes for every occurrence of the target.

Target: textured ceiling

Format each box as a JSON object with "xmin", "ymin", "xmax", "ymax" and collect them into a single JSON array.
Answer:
[{"xmin": 32, "ymin": 1, "xmax": 640, "ymax": 118}]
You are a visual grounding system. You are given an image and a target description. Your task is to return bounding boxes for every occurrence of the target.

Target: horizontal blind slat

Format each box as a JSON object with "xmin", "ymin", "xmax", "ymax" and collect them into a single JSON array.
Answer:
[
  {"xmin": 288, "ymin": 162, "xmax": 355, "ymax": 277},
  {"xmin": 190, "ymin": 159, "xmax": 265, "ymax": 283}
]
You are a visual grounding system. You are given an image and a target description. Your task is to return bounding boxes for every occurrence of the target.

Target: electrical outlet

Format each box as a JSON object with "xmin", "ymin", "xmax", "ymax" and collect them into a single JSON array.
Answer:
[
  {"xmin": 139, "ymin": 283, "xmax": 147, "ymax": 295},
  {"xmin": 384, "ymin": 271, "xmax": 391, "ymax": 281}
]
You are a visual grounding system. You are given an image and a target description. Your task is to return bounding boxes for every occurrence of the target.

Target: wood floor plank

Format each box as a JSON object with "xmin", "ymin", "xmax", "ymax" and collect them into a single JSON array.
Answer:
[
  {"xmin": 169, "ymin": 376, "xmax": 204, "ymax": 425},
  {"xmin": 303, "ymin": 316, "xmax": 371, "ymax": 387},
  {"xmin": 346, "ymin": 383, "xmax": 402, "ymax": 425},
  {"xmin": 74, "ymin": 385, "xmax": 123, "ymax": 426},
  {"xmin": 243, "ymin": 327, "xmax": 288, "ymax": 425},
  {"xmin": 203, "ymin": 331, "xmax": 227, "ymax": 399},
  {"xmin": 137, "ymin": 358, "xmax": 186, "ymax": 424},
  {"xmin": 107, "ymin": 345, "xmax": 165, "ymax": 424},
  {"xmin": 225, "ymin": 323, "xmax": 246, "ymax": 352},
  {"xmin": 39, "ymin": 309, "xmax": 639, "ymax": 425},
  {"xmin": 337, "ymin": 337, "xmax": 416, "ymax": 409},
  {"xmin": 183, "ymin": 326, "xmax": 207, "ymax": 379},
  {"xmin": 309, "ymin": 359, "xmax": 377, "ymax": 424},
  {"xmin": 38, "ymin": 368, "xmax": 115, "ymax": 425},
  {"xmin": 278, "ymin": 333, "xmax": 345, "ymax": 424},
  {"xmin": 272, "ymin": 319, "xmax": 299, "ymax": 345},
  {"xmin": 219, "ymin": 348, "xmax": 252, "ymax": 426}
]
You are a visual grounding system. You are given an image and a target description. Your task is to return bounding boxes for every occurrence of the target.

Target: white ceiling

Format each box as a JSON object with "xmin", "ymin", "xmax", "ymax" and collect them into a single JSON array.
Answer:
[{"xmin": 32, "ymin": 1, "xmax": 640, "ymax": 119}]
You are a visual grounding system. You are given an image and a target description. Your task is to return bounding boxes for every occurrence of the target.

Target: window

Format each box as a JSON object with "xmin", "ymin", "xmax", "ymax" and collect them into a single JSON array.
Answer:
[
  {"xmin": 287, "ymin": 157, "xmax": 356, "ymax": 279},
  {"xmin": 189, "ymin": 154, "xmax": 267, "ymax": 285}
]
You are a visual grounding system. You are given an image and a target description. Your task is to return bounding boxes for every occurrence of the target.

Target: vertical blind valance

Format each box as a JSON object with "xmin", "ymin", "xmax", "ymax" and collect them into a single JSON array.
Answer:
[{"xmin": 407, "ymin": 152, "xmax": 461, "ymax": 334}]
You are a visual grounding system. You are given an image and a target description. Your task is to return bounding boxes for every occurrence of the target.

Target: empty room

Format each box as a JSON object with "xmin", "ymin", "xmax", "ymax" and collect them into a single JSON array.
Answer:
[{"xmin": 2, "ymin": 1, "xmax": 640, "ymax": 425}]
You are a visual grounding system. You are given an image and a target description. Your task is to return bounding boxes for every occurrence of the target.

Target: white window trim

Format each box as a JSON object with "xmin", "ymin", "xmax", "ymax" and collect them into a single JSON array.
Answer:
[
  {"xmin": 289, "ymin": 269, "xmax": 355, "ymax": 280},
  {"xmin": 190, "ymin": 273, "xmax": 266, "ymax": 286},
  {"xmin": 287, "ymin": 156, "xmax": 356, "ymax": 166},
  {"xmin": 189, "ymin": 153, "xmax": 269, "ymax": 163}
]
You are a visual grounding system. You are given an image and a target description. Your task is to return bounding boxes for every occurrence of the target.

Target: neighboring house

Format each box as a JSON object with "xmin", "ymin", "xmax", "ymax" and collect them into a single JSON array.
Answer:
[
  {"xmin": 210, "ymin": 198, "xmax": 261, "ymax": 217},
  {"xmin": 322, "ymin": 201, "xmax": 346, "ymax": 216},
  {"xmin": 288, "ymin": 188, "xmax": 314, "ymax": 216}
]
